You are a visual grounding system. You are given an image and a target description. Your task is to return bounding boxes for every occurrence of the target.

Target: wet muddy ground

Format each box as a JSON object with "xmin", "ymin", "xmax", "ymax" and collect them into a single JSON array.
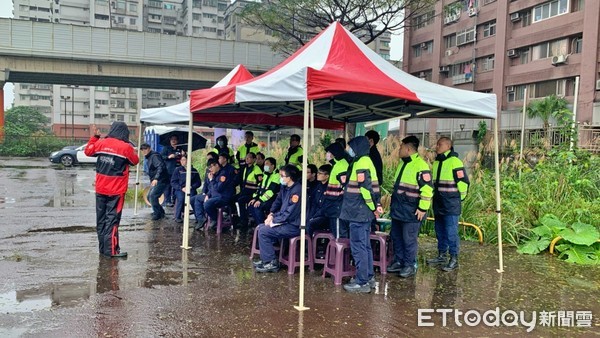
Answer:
[{"xmin": 0, "ymin": 157, "xmax": 599, "ymax": 337}]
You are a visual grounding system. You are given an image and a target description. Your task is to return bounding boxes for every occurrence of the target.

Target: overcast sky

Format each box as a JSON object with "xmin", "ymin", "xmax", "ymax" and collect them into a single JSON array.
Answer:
[
  {"xmin": 1, "ymin": 0, "xmax": 14, "ymax": 109},
  {"xmin": 0, "ymin": 1, "xmax": 402, "ymax": 110}
]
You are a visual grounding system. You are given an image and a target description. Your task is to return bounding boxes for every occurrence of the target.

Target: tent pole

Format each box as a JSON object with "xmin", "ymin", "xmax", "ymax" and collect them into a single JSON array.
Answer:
[
  {"xmin": 519, "ymin": 87, "xmax": 528, "ymax": 177},
  {"xmin": 181, "ymin": 113, "xmax": 194, "ymax": 250},
  {"xmin": 570, "ymin": 76, "xmax": 580, "ymax": 152},
  {"xmin": 494, "ymin": 117, "xmax": 504, "ymax": 273},
  {"xmin": 310, "ymin": 100, "xmax": 315, "ymax": 147},
  {"xmin": 134, "ymin": 122, "xmax": 144, "ymax": 216},
  {"xmin": 294, "ymin": 100, "xmax": 310, "ymax": 312}
]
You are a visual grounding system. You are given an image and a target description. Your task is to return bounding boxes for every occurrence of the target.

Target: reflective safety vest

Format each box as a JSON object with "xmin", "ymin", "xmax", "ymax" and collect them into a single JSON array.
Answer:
[
  {"xmin": 390, "ymin": 152, "xmax": 434, "ymax": 222},
  {"xmin": 253, "ymin": 170, "xmax": 280, "ymax": 202},
  {"xmin": 339, "ymin": 155, "xmax": 381, "ymax": 223},
  {"xmin": 240, "ymin": 164, "xmax": 263, "ymax": 195},
  {"xmin": 432, "ymin": 150, "xmax": 469, "ymax": 216},
  {"xmin": 285, "ymin": 146, "xmax": 303, "ymax": 168},
  {"xmin": 322, "ymin": 158, "xmax": 349, "ymax": 218},
  {"xmin": 236, "ymin": 142, "xmax": 260, "ymax": 167}
]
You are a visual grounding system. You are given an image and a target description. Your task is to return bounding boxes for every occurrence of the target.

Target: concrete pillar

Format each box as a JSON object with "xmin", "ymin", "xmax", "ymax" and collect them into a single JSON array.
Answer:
[{"xmin": 0, "ymin": 81, "xmax": 4, "ymax": 143}]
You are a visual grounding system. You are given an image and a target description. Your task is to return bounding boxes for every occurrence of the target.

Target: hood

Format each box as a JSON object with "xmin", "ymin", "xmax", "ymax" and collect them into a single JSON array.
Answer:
[
  {"xmin": 106, "ymin": 122, "xmax": 130, "ymax": 142},
  {"xmin": 325, "ymin": 142, "xmax": 346, "ymax": 160},
  {"xmin": 216, "ymin": 135, "xmax": 228, "ymax": 146},
  {"xmin": 348, "ymin": 136, "xmax": 370, "ymax": 158}
]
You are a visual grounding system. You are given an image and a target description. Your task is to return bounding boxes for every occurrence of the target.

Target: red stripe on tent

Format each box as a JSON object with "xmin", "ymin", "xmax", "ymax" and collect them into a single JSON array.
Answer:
[
  {"xmin": 190, "ymin": 85, "xmax": 237, "ymax": 112},
  {"xmin": 226, "ymin": 65, "xmax": 254, "ymax": 85},
  {"xmin": 307, "ymin": 23, "xmax": 420, "ymax": 102}
]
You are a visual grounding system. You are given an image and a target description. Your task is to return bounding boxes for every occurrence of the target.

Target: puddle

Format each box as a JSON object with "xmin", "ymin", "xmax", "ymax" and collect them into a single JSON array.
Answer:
[{"xmin": 28, "ymin": 226, "xmax": 95, "ymax": 233}]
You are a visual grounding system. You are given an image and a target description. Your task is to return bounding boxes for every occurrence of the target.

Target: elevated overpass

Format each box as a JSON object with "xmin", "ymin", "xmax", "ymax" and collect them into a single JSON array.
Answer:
[{"xmin": 0, "ymin": 18, "xmax": 284, "ymax": 139}]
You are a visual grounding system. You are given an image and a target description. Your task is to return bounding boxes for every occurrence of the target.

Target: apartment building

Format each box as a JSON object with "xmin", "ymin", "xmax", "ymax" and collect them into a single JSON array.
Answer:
[
  {"xmin": 12, "ymin": 0, "xmax": 229, "ymax": 138},
  {"xmin": 402, "ymin": 0, "xmax": 598, "ymax": 144}
]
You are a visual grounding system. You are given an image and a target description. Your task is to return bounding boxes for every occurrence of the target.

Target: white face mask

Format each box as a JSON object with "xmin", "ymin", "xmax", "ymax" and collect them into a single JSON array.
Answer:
[
  {"xmin": 217, "ymin": 140, "xmax": 224, "ymax": 147},
  {"xmin": 348, "ymin": 148, "xmax": 356, "ymax": 157},
  {"xmin": 263, "ymin": 165, "xmax": 270, "ymax": 173},
  {"xmin": 326, "ymin": 152, "xmax": 332, "ymax": 161},
  {"xmin": 280, "ymin": 177, "xmax": 286, "ymax": 185}
]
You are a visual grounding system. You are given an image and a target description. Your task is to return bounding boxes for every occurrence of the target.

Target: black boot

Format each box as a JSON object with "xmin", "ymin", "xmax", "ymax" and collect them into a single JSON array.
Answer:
[
  {"xmin": 256, "ymin": 259, "xmax": 280, "ymax": 273},
  {"xmin": 442, "ymin": 256, "xmax": 459, "ymax": 271},
  {"xmin": 427, "ymin": 253, "xmax": 447, "ymax": 265}
]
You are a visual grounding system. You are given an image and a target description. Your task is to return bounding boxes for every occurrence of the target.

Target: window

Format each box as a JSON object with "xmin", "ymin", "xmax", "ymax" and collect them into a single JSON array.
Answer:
[
  {"xmin": 202, "ymin": 0, "xmax": 217, "ymax": 6},
  {"xmin": 449, "ymin": 61, "xmax": 473, "ymax": 77},
  {"xmin": 380, "ymin": 53, "xmax": 390, "ymax": 60},
  {"xmin": 164, "ymin": 16, "xmax": 177, "ymax": 25},
  {"xmin": 413, "ymin": 10, "xmax": 435, "ymax": 29},
  {"xmin": 130, "ymin": 115, "xmax": 136, "ymax": 123},
  {"xmin": 480, "ymin": 55, "xmax": 495, "ymax": 71},
  {"xmin": 519, "ymin": 48, "xmax": 530, "ymax": 64},
  {"xmin": 193, "ymin": 0, "xmax": 202, "ymax": 8},
  {"xmin": 203, "ymin": 13, "xmax": 216, "ymax": 19},
  {"xmin": 116, "ymin": 1, "xmax": 125, "ymax": 10},
  {"xmin": 117, "ymin": 114, "xmax": 125, "ymax": 122},
  {"xmin": 507, "ymin": 85, "xmax": 527, "ymax": 102},
  {"xmin": 95, "ymin": 99, "xmax": 108, "ymax": 105},
  {"xmin": 129, "ymin": 3, "xmax": 137, "ymax": 12},
  {"xmin": 164, "ymin": 4, "xmax": 176, "ymax": 10},
  {"xmin": 533, "ymin": 0, "xmax": 568, "ymax": 23},
  {"xmin": 147, "ymin": 27, "xmax": 161, "ymax": 33},
  {"xmin": 218, "ymin": 2, "xmax": 227, "ymax": 11},
  {"xmin": 444, "ymin": 34, "xmax": 457, "ymax": 49},
  {"xmin": 572, "ymin": 0, "xmax": 584, "ymax": 12},
  {"xmin": 456, "ymin": 27, "xmax": 476, "ymax": 45},
  {"xmin": 148, "ymin": 0, "xmax": 161, "ymax": 8},
  {"xmin": 95, "ymin": 14, "xmax": 109, "ymax": 20},
  {"xmin": 95, "ymin": 114, "xmax": 109, "ymax": 119},
  {"xmin": 193, "ymin": 13, "xmax": 201, "ymax": 20},
  {"xmin": 129, "ymin": 101, "xmax": 137, "ymax": 109},
  {"xmin": 193, "ymin": 27, "xmax": 201, "ymax": 34},
  {"xmin": 573, "ymin": 36, "xmax": 583, "ymax": 53},
  {"xmin": 19, "ymin": 5, "xmax": 28, "ymax": 11},
  {"xmin": 130, "ymin": 18, "xmax": 136, "ymax": 25},
  {"xmin": 95, "ymin": 86, "xmax": 109, "ymax": 91},
  {"xmin": 147, "ymin": 91, "xmax": 160, "ymax": 99},
  {"xmin": 116, "ymin": 100, "xmax": 125, "ymax": 108},
  {"xmin": 483, "ymin": 0, "xmax": 496, "ymax": 4},
  {"xmin": 482, "ymin": 20, "xmax": 496, "ymax": 37},
  {"xmin": 532, "ymin": 38, "xmax": 568, "ymax": 60},
  {"xmin": 203, "ymin": 27, "xmax": 217, "ymax": 32},
  {"xmin": 117, "ymin": 16, "xmax": 124, "ymax": 24}
]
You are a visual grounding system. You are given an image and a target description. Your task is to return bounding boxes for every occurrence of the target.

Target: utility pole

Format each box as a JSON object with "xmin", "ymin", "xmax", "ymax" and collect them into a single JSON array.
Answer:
[{"xmin": 61, "ymin": 95, "xmax": 70, "ymax": 138}]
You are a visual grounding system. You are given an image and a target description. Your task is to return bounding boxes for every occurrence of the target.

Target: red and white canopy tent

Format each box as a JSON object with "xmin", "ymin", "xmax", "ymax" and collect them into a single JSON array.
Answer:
[
  {"xmin": 187, "ymin": 22, "xmax": 502, "ymax": 310},
  {"xmin": 137, "ymin": 64, "xmax": 344, "ymax": 243}
]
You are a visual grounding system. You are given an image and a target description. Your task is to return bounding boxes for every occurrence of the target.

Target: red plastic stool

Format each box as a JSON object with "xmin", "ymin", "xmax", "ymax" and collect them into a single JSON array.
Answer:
[
  {"xmin": 370, "ymin": 232, "xmax": 390, "ymax": 275},
  {"xmin": 322, "ymin": 238, "xmax": 355, "ymax": 285},
  {"xmin": 312, "ymin": 231, "xmax": 334, "ymax": 265},
  {"xmin": 249, "ymin": 225, "xmax": 281, "ymax": 260},
  {"xmin": 279, "ymin": 234, "xmax": 315, "ymax": 275}
]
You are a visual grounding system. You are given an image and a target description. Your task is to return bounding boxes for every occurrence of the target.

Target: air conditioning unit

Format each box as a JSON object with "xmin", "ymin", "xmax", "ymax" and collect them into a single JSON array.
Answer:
[
  {"xmin": 507, "ymin": 49, "xmax": 519, "ymax": 58},
  {"xmin": 419, "ymin": 72, "xmax": 426, "ymax": 78},
  {"xmin": 596, "ymin": 79, "xmax": 600, "ymax": 91},
  {"xmin": 445, "ymin": 49, "xmax": 454, "ymax": 56},
  {"xmin": 510, "ymin": 12, "xmax": 521, "ymax": 22},
  {"xmin": 95, "ymin": 104, "xmax": 100, "ymax": 108},
  {"xmin": 506, "ymin": 86, "xmax": 515, "ymax": 93},
  {"xmin": 439, "ymin": 66, "xmax": 450, "ymax": 73},
  {"xmin": 551, "ymin": 54, "xmax": 567, "ymax": 65},
  {"xmin": 420, "ymin": 43, "xmax": 428, "ymax": 49},
  {"xmin": 468, "ymin": 7, "xmax": 478, "ymax": 17}
]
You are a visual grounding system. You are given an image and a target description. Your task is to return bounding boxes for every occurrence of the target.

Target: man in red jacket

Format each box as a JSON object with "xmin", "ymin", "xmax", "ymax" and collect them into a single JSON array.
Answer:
[{"xmin": 85, "ymin": 122, "xmax": 139, "ymax": 258}]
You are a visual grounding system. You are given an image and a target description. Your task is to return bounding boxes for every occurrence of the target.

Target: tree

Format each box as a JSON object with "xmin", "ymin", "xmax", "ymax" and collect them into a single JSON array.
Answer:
[
  {"xmin": 239, "ymin": 0, "xmax": 437, "ymax": 55},
  {"xmin": 4, "ymin": 106, "xmax": 51, "ymax": 137},
  {"xmin": 526, "ymin": 95, "xmax": 573, "ymax": 148}
]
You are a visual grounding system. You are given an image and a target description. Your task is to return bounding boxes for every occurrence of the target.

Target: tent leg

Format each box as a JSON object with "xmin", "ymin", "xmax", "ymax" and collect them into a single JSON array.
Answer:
[
  {"xmin": 494, "ymin": 118, "xmax": 504, "ymax": 273},
  {"xmin": 294, "ymin": 100, "xmax": 310, "ymax": 312},
  {"xmin": 181, "ymin": 113, "xmax": 194, "ymax": 250},
  {"xmin": 134, "ymin": 122, "xmax": 144, "ymax": 216}
]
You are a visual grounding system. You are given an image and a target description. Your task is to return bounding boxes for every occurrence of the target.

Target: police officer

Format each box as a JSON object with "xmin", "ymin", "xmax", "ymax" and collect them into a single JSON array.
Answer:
[
  {"xmin": 161, "ymin": 135, "xmax": 185, "ymax": 207},
  {"xmin": 170, "ymin": 155, "xmax": 201, "ymax": 223},
  {"xmin": 284, "ymin": 134, "xmax": 303, "ymax": 168},
  {"xmin": 254, "ymin": 165, "xmax": 303, "ymax": 273},
  {"xmin": 427, "ymin": 137, "xmax": 470, "ymax": 271},
  {"xmin": 387, "ymin": 136, "xmax": 433, "ymax": 278},
  {"xmin": 192, "ymin": 158, "xmax": 235, "ymax": 230},
  {"xmin": 322, "ymin": 142, "xmax": 349, "ymax": 238},
  {"xmin": 233, "ymin": 152, "xmax": 263, "ymax": 231},
  {"xmin": 248, "ymin": 157, "xmax": 280, "ymax": 226},
  {"xmin": 339, "ymin": 136, "xmax": 382, "ymax": 293},
  {"xmin": 140, "ymin": 143, "xmax": 171, "ymax": 221},
  {"xmin": 236, "ymin": 131, "xmax": 260, "ymax": 168},
  {"xmin": 213, "ymin": 135, "xmax": 235, "ymax": 166},
  {"xmin": 306, "ymin": 164, "xmax": 332, "ymax": 237}
]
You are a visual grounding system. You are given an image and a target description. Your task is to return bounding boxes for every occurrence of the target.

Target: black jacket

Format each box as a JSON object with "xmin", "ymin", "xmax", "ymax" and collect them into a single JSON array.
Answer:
[
  {"xmin": 145, "ymin": 151, "xmax": 170, "ymax": 183},
  {"xmin": 369, "ymin": 145, "xmax": 384, "ymax": 186},
  {"xmin": 308, "ymin": 181, "xmax": 328, "ymax": 220},
  {"xmin": 170, "ymin": 165, "xmax": 201, "ymax": 194},
  {"xmin": 161, "ymin": 145, "xmax": 184, "ymax": 174}
]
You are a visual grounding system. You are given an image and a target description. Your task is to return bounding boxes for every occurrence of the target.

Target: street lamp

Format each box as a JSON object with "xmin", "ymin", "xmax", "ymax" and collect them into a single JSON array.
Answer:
[
  {"xmin": 60, "ymin": 95, "xmax": 70, "ymax": 138},
  {"xmin": 67, "ymin": 85, "xmax": 79, "ymax": 140}
]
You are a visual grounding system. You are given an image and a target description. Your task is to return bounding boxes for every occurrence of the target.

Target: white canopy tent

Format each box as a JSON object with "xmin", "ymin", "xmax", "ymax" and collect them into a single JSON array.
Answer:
[{"xmin": 186, "ymin": 22, "xmax": 502, "ymax": 310}]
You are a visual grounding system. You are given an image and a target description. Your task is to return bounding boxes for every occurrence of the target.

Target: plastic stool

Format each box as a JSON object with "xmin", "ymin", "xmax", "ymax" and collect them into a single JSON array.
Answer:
[
  {"xmin": 207, "ymin": 207, "xmax": 232, "ymax": 234},
  {"xmin": 370, "ymin": 232, "xmax": 390, "ymax": 275},
  {"xmin": 312, "ymin": 231, "xmax": 334, "ymax": 265},
  {"xmin": 322, "ymin": 238, "xmax": 355, "ymax": 285},
  {"xmin": 279, "ymin": 234, "xmax": 315, "ymax": 275},
  {"xmin": 249, "ymin": 225, "xmax": 281, "ymax": 261}
]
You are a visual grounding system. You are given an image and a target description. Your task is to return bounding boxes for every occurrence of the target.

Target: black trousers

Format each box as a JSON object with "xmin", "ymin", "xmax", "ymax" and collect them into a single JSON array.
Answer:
[{"xmin": 96, "ymin": 193, "xmax": 125, "ymax": 256}]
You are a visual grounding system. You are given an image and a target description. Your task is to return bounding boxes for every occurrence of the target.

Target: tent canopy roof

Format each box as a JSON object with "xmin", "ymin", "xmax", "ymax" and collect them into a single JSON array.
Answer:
[{"xmin": 190, "ymin": 22, "xmax": 497, "ymax": 122}]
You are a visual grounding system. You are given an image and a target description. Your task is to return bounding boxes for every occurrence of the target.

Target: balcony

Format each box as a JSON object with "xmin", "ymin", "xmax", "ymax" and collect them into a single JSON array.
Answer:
[{"xmin": 452, "ymin": 73, "xmax": 473, "ymax": 85}]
